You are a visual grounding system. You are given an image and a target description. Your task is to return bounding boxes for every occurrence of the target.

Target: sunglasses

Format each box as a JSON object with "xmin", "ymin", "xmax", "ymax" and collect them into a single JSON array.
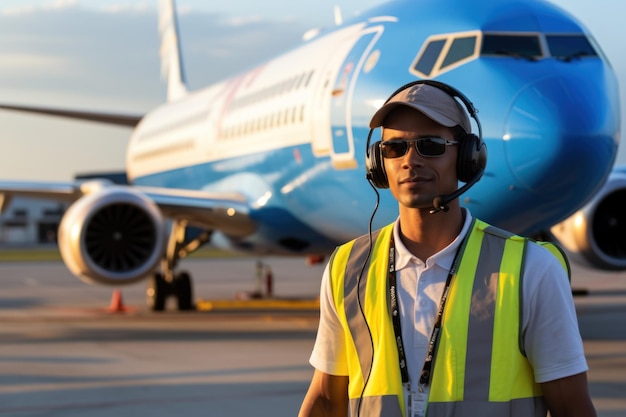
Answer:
[{"xmin": 379, "ymin": 137, "xmax": 458, "ymax": 158}]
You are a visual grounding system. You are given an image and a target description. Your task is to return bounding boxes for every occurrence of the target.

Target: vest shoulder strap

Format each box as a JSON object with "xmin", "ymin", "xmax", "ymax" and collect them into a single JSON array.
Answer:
[
  {"xmin": 478, "ymin": 219, "xmax": 517, "ymax": 240},
  {"xmin": 535, "ymin": 241, "xmax": 571, "ymax": 281},
  {"xmin": 478, "ymin": 219, "xmax": 570, "ymax": 281}
]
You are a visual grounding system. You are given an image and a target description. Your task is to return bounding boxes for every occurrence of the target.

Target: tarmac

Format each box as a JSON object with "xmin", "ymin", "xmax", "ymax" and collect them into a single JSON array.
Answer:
[{"xmin": 0, "ymin": 256, "xmax": 625, "ymax": 416}]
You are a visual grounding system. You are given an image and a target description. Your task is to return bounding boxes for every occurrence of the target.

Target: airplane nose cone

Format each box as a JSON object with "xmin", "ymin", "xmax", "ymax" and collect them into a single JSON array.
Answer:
[{"xmin": 503, "ymin": 75, "xmax": 617, "ymax": 194}]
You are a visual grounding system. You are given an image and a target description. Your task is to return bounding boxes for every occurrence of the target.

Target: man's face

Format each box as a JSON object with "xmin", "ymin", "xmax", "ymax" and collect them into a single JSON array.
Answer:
[{"xmin": 381, "ymin": 107, "xmax": 459, "ymax": 210}]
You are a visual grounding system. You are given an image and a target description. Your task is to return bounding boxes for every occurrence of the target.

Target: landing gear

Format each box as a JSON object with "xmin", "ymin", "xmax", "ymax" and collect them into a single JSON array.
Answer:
[
  {"xmin": 147, "ymin": 272, "xmax": 167, "ymax": 311},
  {"xmin": 173, "ymin": 272, "xmax": 193, "ymax": 310},
  {"xmin": 146, "ymin": 219, "xmax": 211, "ymax": 312},
  {"xmin": 146, "ymin": 271, "xmax": 194, "ymax": 311}
]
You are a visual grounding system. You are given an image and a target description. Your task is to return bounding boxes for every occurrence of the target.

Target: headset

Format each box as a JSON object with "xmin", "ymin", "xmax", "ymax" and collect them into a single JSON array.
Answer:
[{"xmin": 365, "ymin": 79, "xmax": 487, "ymax": 212}]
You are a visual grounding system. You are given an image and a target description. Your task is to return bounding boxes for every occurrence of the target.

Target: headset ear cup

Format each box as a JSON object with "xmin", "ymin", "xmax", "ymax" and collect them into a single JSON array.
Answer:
[
  {"xmin": 366, "ymin": 141, "xmax": 389, "ymax": 188},
  {"xmin": 457, "ymin": 134, "xmax": 486, "ymax": 183}
]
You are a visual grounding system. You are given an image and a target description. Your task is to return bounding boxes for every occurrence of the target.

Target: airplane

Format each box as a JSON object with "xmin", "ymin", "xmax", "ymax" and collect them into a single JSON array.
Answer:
[{"xmin": 0, "ymin": 0, "xmax": 623, "ymax": 311}]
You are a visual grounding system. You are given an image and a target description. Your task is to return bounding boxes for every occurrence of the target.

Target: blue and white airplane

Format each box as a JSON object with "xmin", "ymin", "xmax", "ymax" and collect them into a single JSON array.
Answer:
[{"xmin": 0, "ymin": 0, "xmax": 623, "ymax": 310}]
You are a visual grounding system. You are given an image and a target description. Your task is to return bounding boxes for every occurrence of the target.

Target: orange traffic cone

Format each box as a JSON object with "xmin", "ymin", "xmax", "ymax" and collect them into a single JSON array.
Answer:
[{"xmin": 108, "ymin": 289, "xmax": 129, "ymax": 313}]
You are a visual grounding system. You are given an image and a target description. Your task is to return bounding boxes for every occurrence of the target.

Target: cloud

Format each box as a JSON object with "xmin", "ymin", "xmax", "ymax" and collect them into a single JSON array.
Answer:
[
  {"xmin": 0, "ymin": 5, "xmax": 37, "ymax": 16},
  {"xmin": 98, "ymin": 2, "xmax": 151, "ymax": 14},
  {"xmin": 1, "ymin": 0, "xmax": 78, "ymax": 16},
  {"xmin": 0, "ymin": 53, "xmax": 69, "ymax": 76},
  {"xmin": 48, "ymin": 0, "xmax": 78, "ymax": 9},
  {"xmin": 224, "ymin": 15, "xmax": 264, "ymax": 27}
]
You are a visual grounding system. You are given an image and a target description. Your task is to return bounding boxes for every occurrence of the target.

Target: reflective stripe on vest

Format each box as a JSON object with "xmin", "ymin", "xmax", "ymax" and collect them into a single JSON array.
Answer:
[
  {"xmin": 330, "ymin": 224, "xmax": 404, "ymax": 417},
  {"xmin": 329, "ymin": 220, "xmax": 552, "ymax": 417}
]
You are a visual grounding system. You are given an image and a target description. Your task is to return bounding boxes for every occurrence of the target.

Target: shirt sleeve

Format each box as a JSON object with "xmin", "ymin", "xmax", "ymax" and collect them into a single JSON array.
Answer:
[
  {"xmin": 522, "ymin": 242, "xmax": 589, "ymax": 383},
  {"xmin": 309, "ymin": 262, "xmax": 350, "ymax": 376}
]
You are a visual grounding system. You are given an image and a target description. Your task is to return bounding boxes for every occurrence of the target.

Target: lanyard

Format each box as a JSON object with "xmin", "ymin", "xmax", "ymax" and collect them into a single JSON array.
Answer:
[{"xmin": 388, "ymin": 233, "xmax": 465, "ymax": 389}]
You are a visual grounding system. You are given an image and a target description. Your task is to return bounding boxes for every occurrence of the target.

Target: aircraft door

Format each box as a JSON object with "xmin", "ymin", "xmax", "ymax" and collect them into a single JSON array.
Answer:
[
  {"xmin": 310, "ymin": 24, "xmax": 364, "ymax": 158},
  {"xmin": 329, "ymin": 26, "xmax": 384, "ymax": 169}
]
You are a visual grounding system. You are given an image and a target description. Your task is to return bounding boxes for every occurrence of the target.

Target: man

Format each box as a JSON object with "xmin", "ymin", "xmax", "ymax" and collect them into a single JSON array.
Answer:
[{"xmin": 298, "ymin": 81, "xmax": 596, "ymax": 417}]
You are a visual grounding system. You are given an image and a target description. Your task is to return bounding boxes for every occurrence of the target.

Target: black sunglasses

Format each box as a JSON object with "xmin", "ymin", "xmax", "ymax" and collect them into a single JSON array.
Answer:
[{"xmin": 380, "ymin": 137, "xmax": 458, "ymax": 158}]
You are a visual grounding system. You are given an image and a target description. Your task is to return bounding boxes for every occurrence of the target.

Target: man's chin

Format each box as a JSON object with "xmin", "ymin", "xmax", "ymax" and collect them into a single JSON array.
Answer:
[{"xmin": 400, "ymin": 197, "xmax": 436, "ymax": 210}]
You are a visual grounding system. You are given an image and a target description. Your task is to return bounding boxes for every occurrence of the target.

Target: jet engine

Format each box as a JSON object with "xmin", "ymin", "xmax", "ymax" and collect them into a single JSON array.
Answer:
[
  {"xmin": 550, "ymin": 170, "xmax": 626, "ymax": 270},
  {"xmin": 58, "ymin": 187, "xmax": 165, "ymax": 285}
]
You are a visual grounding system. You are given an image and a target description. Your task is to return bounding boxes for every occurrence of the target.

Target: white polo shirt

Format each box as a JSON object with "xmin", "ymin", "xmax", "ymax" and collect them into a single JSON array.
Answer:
[{"xmin": 309, "ymin": 210, "xmax": 588, "ymax": 392}]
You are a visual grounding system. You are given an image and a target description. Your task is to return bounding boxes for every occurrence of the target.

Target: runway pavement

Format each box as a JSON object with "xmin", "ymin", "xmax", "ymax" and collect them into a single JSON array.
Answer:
[
  {"xmin": 570, "ymin": 264, "xmax": 626, "ymax": 417},
  {"xmin": 0, "ymin": 256, "xmax": 625, "ymax": 416}
]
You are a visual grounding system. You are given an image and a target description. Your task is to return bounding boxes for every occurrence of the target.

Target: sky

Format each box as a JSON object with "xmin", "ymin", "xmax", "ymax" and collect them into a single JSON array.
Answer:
[{"xmin": 0, "ymin": 0, "xmax": 624, "ymax": 181}]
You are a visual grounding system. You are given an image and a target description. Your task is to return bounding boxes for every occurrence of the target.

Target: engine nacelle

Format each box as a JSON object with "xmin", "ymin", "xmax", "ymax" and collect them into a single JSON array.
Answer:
[
  {"xmin": 58, "ymin": 187, "xmax": 165, "ymax": 285},
  {"xmin": 551, "ymin": 170, "xmax": 626, "ymax": 270}
]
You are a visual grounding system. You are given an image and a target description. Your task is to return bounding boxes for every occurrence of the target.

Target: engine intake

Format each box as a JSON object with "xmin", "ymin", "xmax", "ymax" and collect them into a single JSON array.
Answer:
[
  {"xmin": 551, "ymin": 170, "xmax": 626, "ymax": 270},
  {"xmin": 58, "ymin": 187, "xmax": 165, "ymax": 285}
]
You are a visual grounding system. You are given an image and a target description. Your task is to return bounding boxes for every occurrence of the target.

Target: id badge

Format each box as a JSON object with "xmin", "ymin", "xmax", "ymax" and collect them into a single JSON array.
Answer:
[{"xmin": 408, "ymin": 390, "xmax": 427, "ymax": 417}]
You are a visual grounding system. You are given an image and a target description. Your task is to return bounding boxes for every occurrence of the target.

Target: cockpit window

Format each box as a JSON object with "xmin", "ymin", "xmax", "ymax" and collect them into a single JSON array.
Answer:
[
  {"xmin": 546, "ymin": 34, "xmax": 598, "ymax": 60},
  {"xmin": 481, "ymin": 35, "xmax": 542, "ymax": 60},
  {"xmin": 414, "ymin": 39, "xmax": 446, "ymax": 76},
  {"xmin": 441, "ymin": 36, "xmax": 477, "ymax": 69},
  {"xmin": 410, "ymin": 31, "xmax": 600, "ymax": 78},
  {"xmin": 411, "ymin": 31, "xmax": 480, "ymax": 78}
]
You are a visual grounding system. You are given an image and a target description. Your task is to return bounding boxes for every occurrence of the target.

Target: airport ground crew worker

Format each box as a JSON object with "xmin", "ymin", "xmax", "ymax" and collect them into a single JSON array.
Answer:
[{"xmin": 298, "ymin": 80, "xmax": 596, "ymax": 417}]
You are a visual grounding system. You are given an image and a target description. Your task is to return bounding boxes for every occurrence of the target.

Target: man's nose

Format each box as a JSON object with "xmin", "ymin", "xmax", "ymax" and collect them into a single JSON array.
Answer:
[{"xmin": 402, "ymin": 142, "xmax": 424, "ymax": 166}]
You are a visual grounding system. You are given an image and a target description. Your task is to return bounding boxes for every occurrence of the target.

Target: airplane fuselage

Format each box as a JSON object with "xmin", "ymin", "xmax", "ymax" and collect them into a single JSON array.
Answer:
[{"xmin": 127, "ymin": 0, "xmax": 619, "ymax": 255}]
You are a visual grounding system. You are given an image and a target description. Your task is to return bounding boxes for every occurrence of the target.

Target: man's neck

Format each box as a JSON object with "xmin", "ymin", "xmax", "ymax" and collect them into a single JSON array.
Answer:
[{"xmin": 398, "ymin": 206, "xmax": 465, "ymax": 261}]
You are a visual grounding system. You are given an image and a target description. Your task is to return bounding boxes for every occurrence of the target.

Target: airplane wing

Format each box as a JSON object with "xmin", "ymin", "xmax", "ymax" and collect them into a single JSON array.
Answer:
[
  {"xmin": 0, "ymin": 104, "xmax": 143, "ymax": 127},
  {"xmin": 0, "ymin": 180, "xmax": 256, "ymax": 238},
  {"xmin": 0, "ymin": 181, "xmax": 82, "ymax": 211},
  {"xmin": 138, "ymin": 186, "xmax": 256, "ymax": 237}
]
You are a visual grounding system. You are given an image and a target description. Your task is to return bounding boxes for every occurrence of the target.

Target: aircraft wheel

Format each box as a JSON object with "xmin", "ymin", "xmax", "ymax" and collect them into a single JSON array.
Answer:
[
  {"xmin": 174, "ymin": 271, "xmax": 195, "ymax": 311},
  {"xmin": 147, "ymin": 272, "xmax": 168, "ymax": 312}
]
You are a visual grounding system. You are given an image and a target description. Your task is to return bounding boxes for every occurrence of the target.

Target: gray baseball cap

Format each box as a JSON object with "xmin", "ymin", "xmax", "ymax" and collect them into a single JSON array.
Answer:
[{"xmin": 369, "ymin": 83, "xmax": 471, "ymax": 133}]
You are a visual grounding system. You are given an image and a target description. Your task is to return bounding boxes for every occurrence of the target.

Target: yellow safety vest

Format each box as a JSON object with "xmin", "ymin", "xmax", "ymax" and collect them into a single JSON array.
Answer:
[{"xmin": 328, "ymin": 219, "xmax": 569, "ymax": 417}]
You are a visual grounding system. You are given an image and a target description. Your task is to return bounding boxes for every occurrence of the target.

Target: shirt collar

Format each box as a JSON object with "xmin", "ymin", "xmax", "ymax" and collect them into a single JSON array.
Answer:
[{"xmin": 393, "ymin": 208, "xmax": 473, "ymax": 271}]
